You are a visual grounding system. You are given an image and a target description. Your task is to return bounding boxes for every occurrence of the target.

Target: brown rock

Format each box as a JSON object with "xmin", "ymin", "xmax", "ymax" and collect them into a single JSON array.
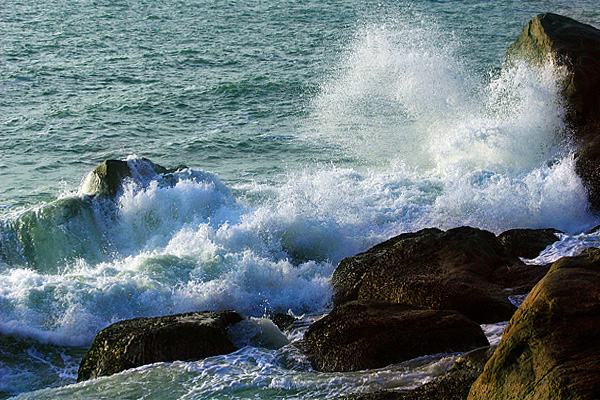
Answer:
[
  {"xmin": 497, "ymin": 228, "xmax": 561, "ymax": 259},
  {"xmin": 332, "ymin": 227, "xmax": 516, "ymax": 324},
  {"xmin": 507, "ymin": 13, "xmax": 600, "ymax": 210},
  {"xmin": 468, "ymin": 248, "xmax": 600, "ymax": 400},
  {"xmin": 77, "ymin": 310, "xmax": 243, "ymax": 382},
  {"xmin": 302, "ymin": 300, "xmax": 489, "ymax": 373}
]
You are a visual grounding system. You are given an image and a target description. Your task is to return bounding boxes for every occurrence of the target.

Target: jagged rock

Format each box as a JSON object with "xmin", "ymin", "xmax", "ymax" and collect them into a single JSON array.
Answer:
[
  {"xmin": 332, "ymin": 227, "xmax": 517, "ymax": 324},
  {"xmin": 77, "ymin": 310, "xmax": 243, "ymax": 382},
  {"xmin": 302, "ymin": 300, "xmax": 489, "ymax": 373},
  {"xmin": 497, "ymin": 228, "xmax": 561, "ymax": 259},
  {"xmin": 507, "ymin": 13, "xmax": 600, "ymax": 209},
  {"xmin": 468, "ymin": 248, "xmax": 600, "ymax": 400},
  {"xmin": 341, "ymin": 346, "xmax": 496, "ymax": 400}
]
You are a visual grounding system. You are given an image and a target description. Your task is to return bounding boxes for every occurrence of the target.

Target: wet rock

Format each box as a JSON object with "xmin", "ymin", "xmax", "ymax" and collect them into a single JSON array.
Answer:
[
  {"xmin": 302, "ymin": 300, "xmax": 489, "ymax": 373},
  {"xmin": 80, "ymin": 160, "xmax": 133, "ymax": 197},
  {"xmin": 77, "ymin": 310, "xmax": 243, "ymax": 382},
  {"xmin": 468, "ymin": 248, "xmax": 600, "ymax": 400},
  {"xmin": 507, "ymin": 13, "xmax": 600, "ymax": 209},
  {"xmin": 494, "ymin": 263, "xmax": 551, "ymax": 296},
  {"xmin": 332, "ymin": 227, "xmax": 516, "ymax": 324},
  {"xmin": 341, "ymin": 346, "xmax": 496, "ymax": 400},
  {"xmin": 79, "ymin": 158, "xmax": 176, "ymax": 197},
  {"xmin": 269, "ymin": 313, "xmax": 296, "ymax": 332},
  {"xmin": 8, "ymin": 197, "xmax": 105, "ymax": 269},
  {"xmin": 497, "ymin": 228, "xmax": 561, "ymax": 259}
]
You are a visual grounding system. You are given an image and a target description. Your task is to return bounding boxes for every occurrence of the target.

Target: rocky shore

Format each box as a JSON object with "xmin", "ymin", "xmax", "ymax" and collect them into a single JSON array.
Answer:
[{"xmin": 75, "ymin": 12, "xmax": 600, "ymax": 399}]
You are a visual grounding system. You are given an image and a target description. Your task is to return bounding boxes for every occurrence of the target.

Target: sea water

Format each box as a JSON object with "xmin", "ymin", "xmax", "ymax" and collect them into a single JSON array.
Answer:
[{"xmin": 1, "ymin": 0, "xmax": 600, "ymax": 398}]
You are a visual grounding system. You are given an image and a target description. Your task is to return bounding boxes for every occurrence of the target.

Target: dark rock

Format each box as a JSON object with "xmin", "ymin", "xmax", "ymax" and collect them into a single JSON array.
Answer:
[
  {"xmin": 507, "ymin": 13, "xmax": 600, "ymax": 210},
  {"xmin": 77, "ymin": 310, "xmax": 243, "ymax": 382},
  {"xmin": 302, "ymin": 300, "xmax": 489, "ymax": 373},
  {"xmin": 341, "ymin": 346, "xmax": 496, "ymax": 400},
  {"xmin": 332, "ymin": 227, "xmax": 516, "ymax": 324},
  {"xmin": 493, "ymin": 263, "xmax": 551, "ymax": 296},
  {"xmin": 497, "ymin": 228, "xmax": 561, "ymax": 259},
  {"xmin": 269, "ymin": 313, "xmax": 296, "ymax": 332},
  {"xmin": 586, "ymin": 224, "xmax": 600, "ymax": 234},
  {"xmin": 468, "ymin": 248, "xmax": 600, "ymax": 399}
]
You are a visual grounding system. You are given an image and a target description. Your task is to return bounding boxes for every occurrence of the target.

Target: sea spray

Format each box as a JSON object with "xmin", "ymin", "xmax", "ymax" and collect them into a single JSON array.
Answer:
[{"xmin": 306, "ymin": 17, "xmax": 594, "ymax": 233}]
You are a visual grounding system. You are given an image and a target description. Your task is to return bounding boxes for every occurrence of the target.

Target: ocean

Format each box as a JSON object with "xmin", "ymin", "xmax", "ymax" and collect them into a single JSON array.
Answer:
[{"xmin": 1, "ymin": 0, "xmax": 600, "ymax": 398}]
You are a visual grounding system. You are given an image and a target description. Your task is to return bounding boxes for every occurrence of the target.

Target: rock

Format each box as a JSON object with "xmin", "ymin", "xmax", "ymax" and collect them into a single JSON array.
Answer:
[
  {"xmin": 332, "ymin": 227, "xmax": 517, "ymax": 324},
  {"xmin": 8, "ymin": 197, "xmax": 105, "ymax": 270},
  {"xmin": 507, "ymin": 13, "xmax": 600, "ymax": 209},
  {"xmin": 269, "ymin": 313, "xmax": 296, "ymax": 332},
  {"xmin": 79, "ymin": 158, "xmax": 176, "ymax": 197},
  {"xmin": 468, "ymin": 248, "xmax": 600, "ymax": 400},
  {"xmin": 77, "ymin": 310, "xmax": 243, "ymax": 382},
  {"xmin": 493, "ymin": 263, "xmax": 551, "ymax": 296},
  {"xmin": 80, "ymin": 160, "xmax": 133, "ymax": 197},
  {"xmin": 497, "ymin": 228, "xmax": 561, "ymax": 259},
  {"xmin": 302, "ymin": 300, "xmax": 489, "ymax": 373},
  {"xmin": 341, "ymin": 346, "xmax": 496, "ymax": 400}
]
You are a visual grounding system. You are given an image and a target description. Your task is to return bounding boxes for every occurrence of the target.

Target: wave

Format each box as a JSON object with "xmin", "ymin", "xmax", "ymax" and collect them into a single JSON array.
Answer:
[{"xmin": 1, "ymin": 17, "xmax": 599, "ymax": 352}]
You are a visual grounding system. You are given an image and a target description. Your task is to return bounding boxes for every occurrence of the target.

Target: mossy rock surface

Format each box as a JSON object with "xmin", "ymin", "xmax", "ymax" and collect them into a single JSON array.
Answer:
[{"xmin": 468, "ymin": 248, "xmax": 600, "ymax": 400}]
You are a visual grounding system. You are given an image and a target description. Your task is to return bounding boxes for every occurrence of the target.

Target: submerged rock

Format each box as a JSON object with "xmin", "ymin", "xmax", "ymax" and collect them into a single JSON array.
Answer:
[
  {"xmin": 468, "ymin": 248, "xmax": 600, "ymax": 400},
  {"xmin": 341, "ymin": 346, "xmax": 496, "ymax": 400},
  {"xmin": 507, "ymin": 13, "xmax": 600, "ymax": 209},
  {"xmin": 302, "ymin": 300, "xmax": 489, "ymax": 373},
  {"xmin": 497, "ymin": 228, "xmax": 561, "ymax": 259},
  {"xmin": 77, "ymin": 310, "xmax": 243, "ymax": 382},
  {"xmin": 332, "ymin": 227, "xmax": 516, "ymax": 324},
  {"xmin": 7, "ymin": 197, "xmax": 106, "ymax": 270}
]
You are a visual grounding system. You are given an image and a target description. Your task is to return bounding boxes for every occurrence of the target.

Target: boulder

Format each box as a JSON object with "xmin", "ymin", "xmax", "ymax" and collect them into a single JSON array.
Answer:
[
  {"xmin": 497, "ymin": 228, "xmax": 561, "ymax": 259},
  {"xmin": 77, "ymin": 310, "xmax": 243, "ymax": 382},
  {"xmin": 79, "ymin": 160, "xmax": 133, "ymax": 197},
  {"xmin": 302, "ymin": 300, "xmax": 489, "ymax": 373},
  {"xmin": 468, "ymin": 248, "xmax": 600, "ymax": 400},
  {"xmin": 507, "ymin": 13, "xmax": 600, "ymax": 209},
  {"xmin": 341, "ymin": 346, "xmax": 496, "ymax": 400},
  {"xmin": 332, "ymin": 227, "xmax": 517, "ymax": 324},
  {"xmin": 79, "ymin": 158, "xmax": 174, "ymax": 197}
]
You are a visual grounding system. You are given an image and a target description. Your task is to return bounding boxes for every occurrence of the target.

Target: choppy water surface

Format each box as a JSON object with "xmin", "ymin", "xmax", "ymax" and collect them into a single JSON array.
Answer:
[{"xmin": 2, "ymin": 0, "xmax": 600, "ymax": 398}]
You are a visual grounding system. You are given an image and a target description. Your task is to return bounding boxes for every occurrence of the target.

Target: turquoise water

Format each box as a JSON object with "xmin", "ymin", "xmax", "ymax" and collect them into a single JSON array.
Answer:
[{"xmin": 2, "ymin": 0, "xmax": 600, "ymax": 398}]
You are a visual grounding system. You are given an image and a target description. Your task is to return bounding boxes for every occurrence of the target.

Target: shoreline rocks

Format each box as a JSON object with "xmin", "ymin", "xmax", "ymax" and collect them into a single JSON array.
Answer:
[
  {"xmin": 342, "ymin": 346, "xmax": 497, "ymax": 400},
  {"xmin": 332, "ymin": 227, "xmax": 518, "ymax": 324},
  {"xmin": 302, "ymin": 300, "xmax": 489, "ymax": 373},
  {"xmin": 77, "ymin": 310, "xmax": 243, "ymax": 382},
  {"xmin": 497, "ymin": 228, "xmax": 561, "ymax": 260},
  {"xmin": 467, "ymin": 248, "xmax": 600, "ymax": 400}
]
